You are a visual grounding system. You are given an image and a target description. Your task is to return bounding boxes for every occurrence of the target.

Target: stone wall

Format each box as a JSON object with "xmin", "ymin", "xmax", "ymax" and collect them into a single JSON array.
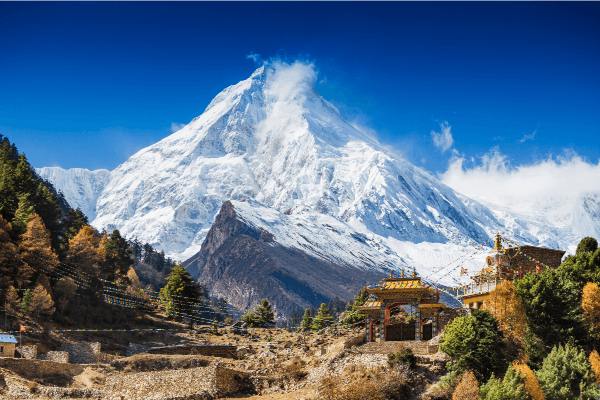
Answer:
[
  {"xmin": 507, "ymin": 245, "xmax": 565, "ymax": 274},
  {"xmin": 38, "ymin": 351, "xmax": 69, "ymax": 363},
  {"xmin": 58, "ymin": 341, "xmax": 101, "ymax": 364},
  {"xmin": 15, "ymin": 345, "xmax": 36, "ymax": 359},
  {"xmin": 147, "ymin": 344, "xmax": 237, "ymax": 359},
  {"xmin": 126, "ymin": 343, "xmax": 149, "ymax": 357},
  {"xmin": 0, "ymin": 358, "xmax": 84, "ymax": 379},
  {"xmin": 105, "ymin": 365, "xmax": 248, "ymax": 399},
  {"xmin": 0, "ymin": 343, "xmax": 16, "ymax": 358},
  {"xmin": 343, "ymin": 333, "xmax": 366, "ymax": 349},
  {"xmin": 5, "ymin": 377, "xmax": 106, "ymax": 399}
]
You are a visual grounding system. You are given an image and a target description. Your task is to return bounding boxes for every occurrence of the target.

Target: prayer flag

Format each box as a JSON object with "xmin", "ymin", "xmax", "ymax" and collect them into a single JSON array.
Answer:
[{"xmin": 20, "ymin": 324, "xmax": 26, "ymax": 331}]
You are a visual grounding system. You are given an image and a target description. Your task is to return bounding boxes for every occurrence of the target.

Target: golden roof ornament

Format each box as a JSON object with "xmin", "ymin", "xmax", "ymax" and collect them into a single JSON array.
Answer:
[
  {"xmin": 494, "ymin": 232, "xmax": 502, "ymax": 251},
  {"xmin": 412, "ymin": 269, "xmax": 417, "ymax": 277},
  {"xmin": 389, "ymin": 270, "xmax": 393, "ymax": 279},
  {"xmin": 401, "ymin": 270, "xmax": 405, "ymax": 278}
]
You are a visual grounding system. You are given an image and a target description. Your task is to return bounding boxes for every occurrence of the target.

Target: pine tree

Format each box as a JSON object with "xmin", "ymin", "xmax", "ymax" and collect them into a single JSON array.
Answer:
[
  {"xmin": 32, "ymin": 183, "xmax": 61, "ymax": 250},
  {"xmin": 20, "ymin": 289, "xmax": 32, "ymax": 314},
  {"xmin": 30, "ymin": 284, "xmax": 55, "ymax": 319},
  {"xmin": 60, "ymin": 208, "xmax": 89, "ymax": 252},
  {"xmin": 102, "ymin": 229, "xmax": 133, "ymax": 283},
  {"xmin": 342, "ymin": 288, "xmax": 369, "ymax": 325},
  {"xmin": 54, "ymin": 277, "xmax": 77, "ymax": 316},
  {"xmin": 312, "ymin": 303, "xmax": 334, "ymax": 330},
  {"xmin": 439, "ymin": 309, "xmax": 507, "ymax": 381},
  {"xmin": 452, "ymin": 370, "xmax": 479, "ymax": 400},
  {"xmin": 159, "ymin": 264, "xmax": 201, "ymax": 318},
  {"xmin": 14, "ymin": 153, "xmax": 37, "ymax": 196},
  {"xmin": 301, "ymin": 308, "xmax": 312, "ymax": 331},
  {"xmin": 243, "ymin": 299, "xmax": 276, "ymax": 328},
  {"xmin": 479, "ymin": 366, "xmax": 529, "ymax": 400},
  {"xmin": 0, "ymin": 215, "xmax": 23, "ymax": 291},
  {"xmin": 19, "ymin": 213, "xmax": 59, "ymax": 272},
  {"xmin": 536, "ymin": 343, "xmax": 600, "ymax": 400},
  {"xmin": 582, "ymin": 282, "xmax": 600, "ymax": 332},
  {"xmin": 12, "ymin": 193, "xmax": 35, "ymax": 236}
]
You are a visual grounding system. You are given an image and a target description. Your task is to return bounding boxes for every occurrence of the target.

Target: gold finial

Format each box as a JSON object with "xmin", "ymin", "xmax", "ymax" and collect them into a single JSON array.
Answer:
[
  {"xmin": 401, "ymin": 270, "xmax": 405, "ymax": 278},
  {"xmin": 412, "ymin": 269, "xmax": 417, "ymax": 277},
  {"xmin": 389, "ymin": 270, "xmax": 393, "ymax": 279},
  {"xmin": 494, "ymin": 232, "xmax": 502, "ymax": 251}
]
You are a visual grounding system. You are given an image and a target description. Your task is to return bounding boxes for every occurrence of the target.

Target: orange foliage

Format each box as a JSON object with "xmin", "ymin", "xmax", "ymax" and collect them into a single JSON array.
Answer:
[
  {"xmin": 513, "ymin": 362, "xmax": 545, "ymax": 400},
  {"xmin": 589, "ymin": 350, "xmax": 600, "ymax": 384},
  {"xmin": 19, "ymin": 213, "xmax": 59, "ymax": 271},
  {"xmin": 452, "ymin": 370, "xmax": 479, "ymax": 400},
  {"xmin": 484, "ymin": 280, "xmax": 527, "ymax": 340},
  {"xmin": 582, "ymin": 283, "xmax": 600, "ymax": 332},
  {"xmin": 64, "ymin": 225, "xmax": 103, "ymax": 275}
]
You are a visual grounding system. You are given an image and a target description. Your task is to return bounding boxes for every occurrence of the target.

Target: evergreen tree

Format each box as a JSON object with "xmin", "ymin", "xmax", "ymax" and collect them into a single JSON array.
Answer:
[
  {"xmin": 312, "ymin": 303, "xmax": 334, "ymax": 330},
  {"xmin": 32, "ymin": 183, "xmax": 61, "ymax": 250},
  {"xmin": 102, "ymin": 229, "xmax": 133, "ymax": 283},
  {"xmin": 512, "ymin": 362, "xmax": 545, "ymax": 400},
  {"xmin": 536, "ymin": 343, "xmax": 600, "ymax": 400},
  {"xmin": 0, "ymin": 215, "xmax": 23, "ymax": 291},
  {"xmin": 12, "ymin": 193, "xmax": 35, "ymax": 236},
  {"xmin": 159, "ymin": 264, "xmax": 201, "ymax": 318},
  {"xmin": 440, "ymin": 309, "xmax": 507, "ymax": 381},
  {"xmin": 14, "ymin": 153, "xmax": 36, "ymax": 196},
  {"xmin": 577, "ymin": 237, "xmax": 598, "ymax": 256},
  {"xmin": 20, "ymin": 289, "xmax": 33, "ymax": 314},
  {"xmin": 19, "ymin": 213, "xmax": 59, "ymax": 272},
  {"xmin": 60, "ymin": 208, "xmax": 89, "ymax": 252},
  {"xmin": 0, "ymin": 155, "xmax": 18, "ymax": 220},
  {"xmin": 243, "ymin": 299, "xmax": 276, "ymax": 328},
  {"xmin": 342, "ymin": 287, "xmax": 369, "ymax": 325},
  {"xmin": 479, "ymin": 366, "xmax": 529, "ymax": 400},
  {"xmin": 301, "ymin": 308, "xmax": 312, "ymax": 331}
]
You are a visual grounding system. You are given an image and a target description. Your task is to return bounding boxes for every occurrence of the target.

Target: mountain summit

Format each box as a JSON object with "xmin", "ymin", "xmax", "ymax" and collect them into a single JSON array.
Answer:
[{"xmin": 38, "ymin": 63, "xmax": 588, "ymax": 293}]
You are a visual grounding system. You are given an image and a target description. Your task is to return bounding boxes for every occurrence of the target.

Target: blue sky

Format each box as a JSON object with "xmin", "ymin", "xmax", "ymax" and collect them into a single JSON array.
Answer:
[{"xmin": 1, "ymin": 2, "xmax": 599, "ymax": 178}]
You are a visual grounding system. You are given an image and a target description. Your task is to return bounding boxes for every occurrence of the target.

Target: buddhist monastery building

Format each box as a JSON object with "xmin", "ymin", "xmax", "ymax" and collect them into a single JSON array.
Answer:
[{"xmin": 458, "ymin": 233, "xmax": 565, "ymax": 310}]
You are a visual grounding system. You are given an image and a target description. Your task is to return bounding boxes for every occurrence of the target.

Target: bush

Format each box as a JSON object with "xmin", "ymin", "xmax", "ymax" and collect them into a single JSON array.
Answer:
[
  {"xmin": 388, "ymin": 348, "xmax": 417, "ymax": 368},
  {"xmin": 439, "ymin": 309, "xmax": 507, "ymax": 381},
  {"xmin": 535, "ymin": 343, "xmax": 600, "ymax": 400},
  {"xmin": 451, "ymin": 370, "xmax": 479, "ymax": 400},
  {"xmin": 479, "ymin": 366, "xmax": 529, "ymax": 400}
]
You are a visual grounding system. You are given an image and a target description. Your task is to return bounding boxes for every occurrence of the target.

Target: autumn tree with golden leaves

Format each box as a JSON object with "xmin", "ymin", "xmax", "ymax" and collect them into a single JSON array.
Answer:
[
  {"xmin": 19, "ymin": 213, "xmax": 59, "ymax": 272},
  {"xmin": 589, "ymin": 350, "xmax": 600, "ymax": 384},
  {"xmin": 64, "ymin": 225, "xmax": 104, "ymax": 277},
  {"xmin": 512, "ymin": 362, "xmax": 545, "ymax": 400},
  {"xmin": 452, "ymin": 370, "xmax": 479, "ymax": 400},
  {"xmin": 582, "ymin": 282, "xmax": 600, "ymax": 332}
]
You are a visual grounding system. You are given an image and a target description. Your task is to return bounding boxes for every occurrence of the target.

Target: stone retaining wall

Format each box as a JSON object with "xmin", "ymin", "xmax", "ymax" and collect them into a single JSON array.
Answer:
[
  {"xmin": 15, "ymin": 345, "xmax": 37, "ymax": 359},
  {"xmin": 147, "ymin": 345, "xmax": 237, "ymax": 359},
  {"xmin": 0, "ymin": 358, "xmax": 84, "ymax": 379},
  {"xmin": 58, "ymin": 341, "xmax": 101, "ymax": 364},
  {"xmin": 6, "ymin": 377, "xmax": 106, "ymax": 399},
  {"xmin": 105, "ymin": 365, "xmax": 247, "ymax": 399},
  {"xmin": 38, "ymin": 351, "xmax": 69, "ymax": 364},
  {"xmin": 343, "ymin": 334, "xmax": 366, "ymax": 349},
  {"xmin": 126, "ymin": 343, "xmax": 149, "ymax": 357}
]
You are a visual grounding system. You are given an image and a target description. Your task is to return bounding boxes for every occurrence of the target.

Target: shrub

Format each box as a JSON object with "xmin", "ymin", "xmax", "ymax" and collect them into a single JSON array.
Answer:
[
  {"xmin": 439, "ymin": 309, "xmax": 507, "ymax": 381},
  {"xmin": 451, "ymin": 370, "xmax": 479, "ymax": 400},
  {"xmin": 535, "ymin": 343, "xmax": 600, "ymax": 400},
  {"xmin": 479, "ymin": 366, "xmax": 529, "ymax": 400},
  {"xmin": 388, "ymin": 348, "xmax": 417, "ymax": 368}
]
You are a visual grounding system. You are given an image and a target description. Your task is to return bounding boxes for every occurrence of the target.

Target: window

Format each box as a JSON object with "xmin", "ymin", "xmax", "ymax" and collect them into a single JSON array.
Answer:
[{"xmin": 0, "ymin": 346, "xmax": 4, "ymax": 353}]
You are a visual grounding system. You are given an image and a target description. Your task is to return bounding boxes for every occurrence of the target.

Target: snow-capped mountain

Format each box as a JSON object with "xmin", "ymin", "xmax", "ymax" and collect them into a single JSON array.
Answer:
[
  {"xmin": 36, "ymin": 167, "xmax": 110, "ymax": 221},
  {"xmin": 37, "ymin": 63, "xmax": 600, "ymax": 290}
]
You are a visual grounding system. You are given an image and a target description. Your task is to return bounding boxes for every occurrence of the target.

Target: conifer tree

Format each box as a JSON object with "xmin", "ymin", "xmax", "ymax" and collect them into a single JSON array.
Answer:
[
  {"xmin": 582, "ymin": 282, "xmax": 600, "ymax": 332},
  {"xmin": 102, "ymin": 229, "xmax": 133, "ymax": 283},
  {"xmin": 479, "ymin": 366, "xmax": 529, "ymax": 400},
  {"xmin": 30, "ymin": 284, "xmax": 55, "ymax": 319},
  {"xmin": 12, "ymin": 193, "xmax": 35, "ymax": 236},
  {"xmin": 54, "ymin": 277, "xmax": 77, "ymax": 317},
  {"xmin": 536, "ymin": 343, "xmax": 600, "ymax": 400},
  {"xmin": 159, "ymin": 264, "xmax": 201, "ymax": 318},
  {"xmin": 243, "ymin": 299, "xmax": 275, "ymax": 328},
  {"xmin": 20, "ymin": 289, "xmax": 32, "ymax": 314},
  {"xmin": 60, "ymin": 208, "xmax": 89, "ymax": 252},
  {"xmin": 19, "ymin": 213, "xmax": 59, "ymax": 272},
  {"xmin": 0, "ymin": 216, "xmax": 22, "ymax": 291},
  {"xmin": 4, "ymin": 286, "xmax": 20, "ymax": 313},
  {"xmin": 312, "ymin": 303, "xmax": 334, "ymax": 330},
  {"xmin": 301, "ymin": 308, "xmax": 312, "ymax": 331},
  {"xmin": 0, "ymin": 157, "xmax": 18, "ymax": 220},
  {"xmin": 64, "ymin": 225, "xmax": 103, "ymax": 276},
  {"xmin": 32, "ymin": 183, "xmax": 61, "ymax": 250},
  {"xmin": 342, "ymin": 287, "xmax": 369, "ymax": 325},
  {"xmin": 14, "ymin": 153, "xmax": 36, "ymax": 196}
]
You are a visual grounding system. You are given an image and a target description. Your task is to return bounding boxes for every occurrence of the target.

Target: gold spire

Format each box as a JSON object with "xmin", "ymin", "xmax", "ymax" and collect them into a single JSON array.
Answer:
[
  {"xmin": 494, "ymin": 232, "xmax": 502, "ymax": 251},
  {"xmin": 389, "ymin": 270, "xmax": 393, "ymax": 279},
  {"xmin": 401, "ymin": 270, "xmax": 405, "ymax": 278}
]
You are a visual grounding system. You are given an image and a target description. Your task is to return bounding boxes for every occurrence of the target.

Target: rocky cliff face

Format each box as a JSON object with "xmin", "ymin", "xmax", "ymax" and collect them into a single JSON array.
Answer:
[{"xmin": 184, "ymin": 201, "xmax": 386, "ymax": 317}]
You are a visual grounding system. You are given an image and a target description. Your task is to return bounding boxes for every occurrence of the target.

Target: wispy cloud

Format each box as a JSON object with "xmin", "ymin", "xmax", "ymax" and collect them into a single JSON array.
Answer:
[
  {"xmin": 518, "ymin": 129, "xmax": 537, "ymax": 143},
  {"xmin": 431, "ymin": 121, "xmax": 454, "ymax": 152},
  {"xmin": 492, "ymin": 136, "xmax": 505, "ymax": 141},
  {"xmin": 440, "ymin": 148, "xmax": 600, "ymax": 205},
  {"xmin": 246, "ymin": 52, "xmax": 262, "ymax": 64},
  {"xmin": 170, "ymin": 122, "xmax": 185, "ymax": 133}
]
